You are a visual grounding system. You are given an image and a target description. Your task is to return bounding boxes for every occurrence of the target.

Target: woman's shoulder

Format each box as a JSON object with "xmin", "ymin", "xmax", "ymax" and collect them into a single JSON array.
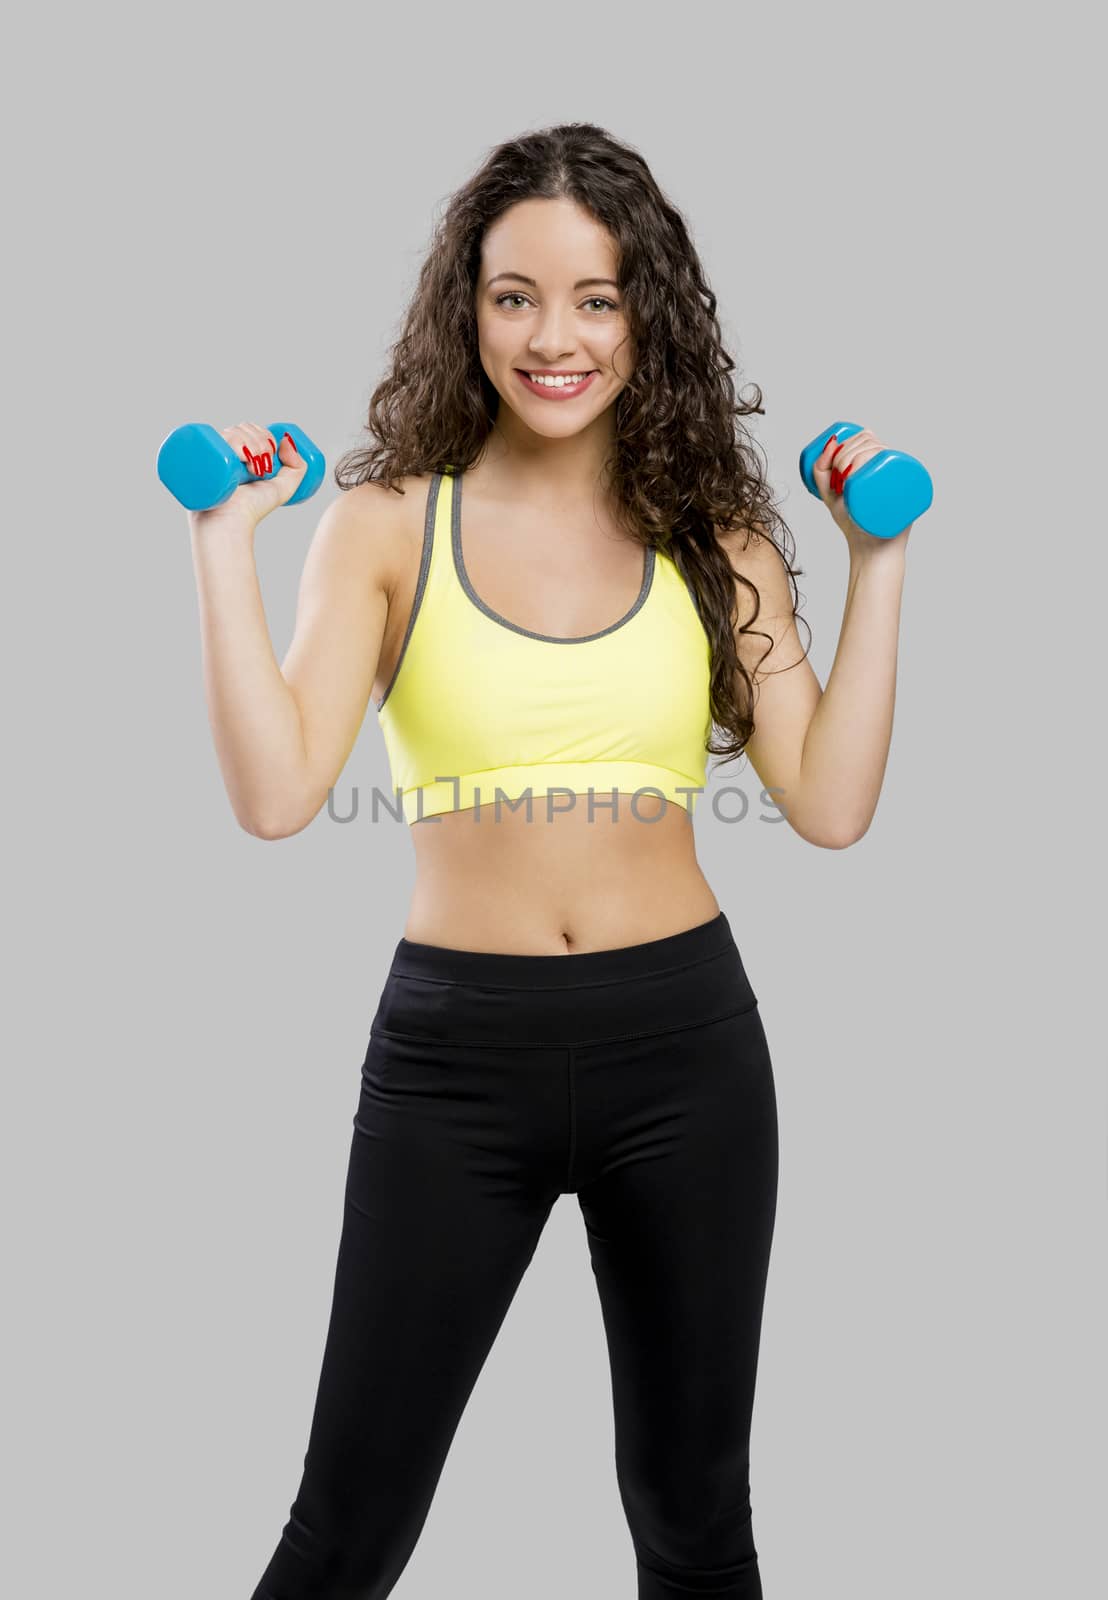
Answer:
[
  {"xmin": 343, "ymin": 470, "xmax": 435, "ymax": 517},
  {"xmin": 712, "ymin": 517, "xmax": 791, "ymax": 591},
  {"xmin": 340, "ymin": 472, "xmax": 436, "ymax": 597}
]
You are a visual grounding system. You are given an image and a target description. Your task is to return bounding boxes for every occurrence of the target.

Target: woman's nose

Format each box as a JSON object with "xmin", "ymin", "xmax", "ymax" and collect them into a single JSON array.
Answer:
[{"xmin": 529, "ymin": 312, "xmax": 576, "ymax": 360}]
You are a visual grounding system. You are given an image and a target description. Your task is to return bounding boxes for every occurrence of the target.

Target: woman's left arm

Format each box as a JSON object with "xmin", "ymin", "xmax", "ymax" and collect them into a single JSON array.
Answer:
[{"xmin": 719, "ymin": 428, "xmax": 911, "ymax": 850}]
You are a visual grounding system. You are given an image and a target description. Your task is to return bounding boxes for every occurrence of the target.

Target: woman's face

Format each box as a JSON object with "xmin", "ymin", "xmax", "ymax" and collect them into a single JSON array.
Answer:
[{"xmin": 475, "ymin": 196, "xmax": 633, "ymax": 439}]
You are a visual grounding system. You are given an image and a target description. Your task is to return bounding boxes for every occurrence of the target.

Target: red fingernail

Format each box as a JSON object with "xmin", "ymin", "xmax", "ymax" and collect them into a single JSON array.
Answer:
[
  {"xmin": 830, "ymin": 470, "xmax": 843, "ymax": 494},
  {"xmin": 843, "ymin": 462, "xmax": 855, "ymax": 480},
  {"xmin": 283, "ymin": 431, "xmax": 294, "ymax": 451},
  {"xmin": 826, "ymin": 433, "xmax": 838, "ymax": 450},
  {"xmin": 242, "ymin": 446, "xmax": 252, "ymax": 464},
  {"xmin": 268, "ymin": 436, "xmax": 276, "ymax": 452}
]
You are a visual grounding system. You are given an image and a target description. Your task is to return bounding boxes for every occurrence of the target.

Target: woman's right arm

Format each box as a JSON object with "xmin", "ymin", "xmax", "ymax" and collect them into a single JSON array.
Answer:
[{"xmin": 188, "ymin": 427, "xmax": 396, "ymax": 839}]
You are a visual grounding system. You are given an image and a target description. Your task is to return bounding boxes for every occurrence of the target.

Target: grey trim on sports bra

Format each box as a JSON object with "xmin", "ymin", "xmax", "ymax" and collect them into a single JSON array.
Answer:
[
  {"xmin": 375, "ymin": 471, "xmax": 440, "ymax": 713},
  {"xmin": 376, "ymin": 470, "xmax": 707, "ymax": 715},
  {"xmin": 452, "ymin": 468, "xmax": 656, "ymax": 644}
]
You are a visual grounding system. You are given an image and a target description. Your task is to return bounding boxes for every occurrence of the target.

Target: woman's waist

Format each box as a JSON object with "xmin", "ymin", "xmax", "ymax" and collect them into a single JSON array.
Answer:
[
  {"xmin": 402, "ymin": 882, "xmax": 721, "ymax": 957},
  {"xmin": 405, "ymin": 803, "xmax": 716, "ymax": 954},
  {"xmin": 371, "ymin": 908, "xmax": 759, "ymax": 1048}
]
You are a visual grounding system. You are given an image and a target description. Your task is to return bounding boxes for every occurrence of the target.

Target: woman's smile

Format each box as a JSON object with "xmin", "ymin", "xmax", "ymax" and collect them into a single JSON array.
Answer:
[{"xmin": 514, "ymin": 367, "xmax": 599, "ymax": 400}]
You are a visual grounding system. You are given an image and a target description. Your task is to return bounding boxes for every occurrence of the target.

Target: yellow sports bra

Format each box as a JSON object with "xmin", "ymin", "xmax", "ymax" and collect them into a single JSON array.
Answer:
[{"xmin": 375, "ymin": 468, "xmax": 713, "ymax": 823}]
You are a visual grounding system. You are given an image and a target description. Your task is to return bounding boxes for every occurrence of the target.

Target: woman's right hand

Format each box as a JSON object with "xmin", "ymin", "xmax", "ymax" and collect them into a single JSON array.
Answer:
[{"xmin": 188, "ymin": 422, "xmax": 308, "ymax": 536}]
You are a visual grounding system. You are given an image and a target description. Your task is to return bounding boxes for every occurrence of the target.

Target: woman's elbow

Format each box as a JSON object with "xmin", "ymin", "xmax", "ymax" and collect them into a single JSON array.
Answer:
[
  {"xmin": 791, "ymin": 815, "xmax": 870, "ymax": 850},
  {"xmin": 238, "ymin": 803, "xmax": 313, "ymax": 841}
]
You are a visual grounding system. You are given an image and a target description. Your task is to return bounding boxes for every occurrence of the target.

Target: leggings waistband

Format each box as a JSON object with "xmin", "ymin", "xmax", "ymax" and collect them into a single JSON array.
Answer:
[
  {"xmin": 372, "ymin": 912, "xmax": 759, "ymax": 1048},
  {"xmin": 390, "ymin": 911, "xmax": 733, "ymax": 989}
]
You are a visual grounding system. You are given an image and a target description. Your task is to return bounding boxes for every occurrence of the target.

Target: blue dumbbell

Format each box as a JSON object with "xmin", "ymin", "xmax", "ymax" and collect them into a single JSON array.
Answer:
[
  {"xmin": 799, "ymin": 421, "xmax": 932, "ymax": 539},
  {"xmin": 156, "ymin": 421, "xmax": 326, "ymax": 511}
]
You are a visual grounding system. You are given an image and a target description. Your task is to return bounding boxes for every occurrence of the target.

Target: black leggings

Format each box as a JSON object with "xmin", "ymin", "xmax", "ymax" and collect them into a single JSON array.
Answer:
[{"xmin": 250, "ymin": 911, "xmax": 779, "ymax": 1599}]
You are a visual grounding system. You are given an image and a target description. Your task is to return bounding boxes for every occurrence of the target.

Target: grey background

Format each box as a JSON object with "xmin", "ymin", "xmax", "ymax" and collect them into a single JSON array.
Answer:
[{"xmin": 4, "ymin": 2, "xmax": 1103, "ymax": 1595}]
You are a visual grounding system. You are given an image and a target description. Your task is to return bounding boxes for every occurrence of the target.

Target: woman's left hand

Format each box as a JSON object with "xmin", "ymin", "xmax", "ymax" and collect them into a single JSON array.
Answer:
[{"xmin": 810, "ymin": 428, "xmax": 913, "ymax": 556}]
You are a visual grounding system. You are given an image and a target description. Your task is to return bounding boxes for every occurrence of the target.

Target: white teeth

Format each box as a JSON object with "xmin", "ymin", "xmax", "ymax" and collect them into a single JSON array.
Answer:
[{"xmin": 524, "ymin": 371, "xmax": 590, "ymax": 388}]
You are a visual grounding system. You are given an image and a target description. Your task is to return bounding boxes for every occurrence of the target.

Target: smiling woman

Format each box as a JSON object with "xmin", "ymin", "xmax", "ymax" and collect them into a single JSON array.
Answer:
[
  {"xmin": 216, "ymin": 120, "xmax": 906, "ymax": 1600},
  {"xmin": 334, "ymin": 142, "xmax": 808, "ymax": 788},
  {"xmin": 477, "ymin": 202, "xmax": 635, "ymax": 425}
]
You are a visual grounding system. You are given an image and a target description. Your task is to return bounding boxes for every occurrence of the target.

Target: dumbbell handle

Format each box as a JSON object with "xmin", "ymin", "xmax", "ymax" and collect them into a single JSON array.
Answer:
[
  {"xmin": 156, "ymin": 421, "xmax": 325, "ymax": 511},
  {"xmin": 799, "ymin": 420, "xmax": 932, "ymax": 539}
]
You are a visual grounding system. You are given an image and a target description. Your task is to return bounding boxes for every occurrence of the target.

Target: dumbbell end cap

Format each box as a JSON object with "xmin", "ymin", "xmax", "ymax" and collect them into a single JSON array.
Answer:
[
  {"xmin": 847, "ymin": 453, "xmax": 934, "ymax": 538},
  {"xmin": 156, "ymin": 422, "xmax": 239, "ymax": 511}
]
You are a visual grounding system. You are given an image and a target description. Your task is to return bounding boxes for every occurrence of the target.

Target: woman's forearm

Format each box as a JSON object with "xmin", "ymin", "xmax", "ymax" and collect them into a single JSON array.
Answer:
[
  {"xmin": 796, "ymin": 543, "xmax": 908, "ymax": 846},
  {"xmin": 189, "ymin": 517, "xmax": 307, "ymax": 837}
]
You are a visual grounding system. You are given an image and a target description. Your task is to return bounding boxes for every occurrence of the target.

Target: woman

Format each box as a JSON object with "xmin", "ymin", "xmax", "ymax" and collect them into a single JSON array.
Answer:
[{"xmin": 189, "ymin": 123, "xmax": 910, "ymax": 1600}]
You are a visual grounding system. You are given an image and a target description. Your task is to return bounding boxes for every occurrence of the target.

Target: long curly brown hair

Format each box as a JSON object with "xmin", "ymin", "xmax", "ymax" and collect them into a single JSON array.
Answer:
[{"xmin": 334, "ymin": 121, "xmax": 810, "ymax": 770}]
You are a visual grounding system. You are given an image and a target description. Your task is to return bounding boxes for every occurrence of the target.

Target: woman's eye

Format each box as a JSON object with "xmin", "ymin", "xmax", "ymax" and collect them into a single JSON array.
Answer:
[{"xmin": 493, "ymin": 293, "xmax": 618, "ymax": 312}]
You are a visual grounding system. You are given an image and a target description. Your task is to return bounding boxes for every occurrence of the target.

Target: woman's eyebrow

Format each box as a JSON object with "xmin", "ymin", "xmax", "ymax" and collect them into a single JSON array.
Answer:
[{"xmin": 486, "ymin": 272, "xmax": 620, "ymax": 291}]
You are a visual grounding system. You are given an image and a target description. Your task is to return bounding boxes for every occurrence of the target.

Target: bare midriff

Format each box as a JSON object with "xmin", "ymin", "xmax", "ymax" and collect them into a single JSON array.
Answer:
[{"xmin": 402, "ymin": 795, "xmax": 720, "ymax": 955}]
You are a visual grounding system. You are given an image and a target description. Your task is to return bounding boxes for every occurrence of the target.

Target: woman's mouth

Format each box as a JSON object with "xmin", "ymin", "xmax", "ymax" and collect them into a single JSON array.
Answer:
[{"xmin": 515, "ymin": 369, "xmax": 598, "ymax": 400}]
